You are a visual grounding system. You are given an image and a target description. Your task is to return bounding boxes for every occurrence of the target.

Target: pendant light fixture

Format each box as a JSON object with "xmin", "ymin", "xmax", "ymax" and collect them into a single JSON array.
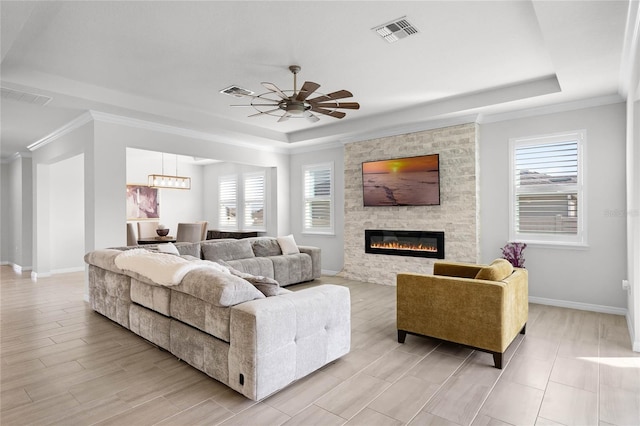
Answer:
[{"xmin": 148, "ymin": 153, "xmax": 191, "ymax": 190}]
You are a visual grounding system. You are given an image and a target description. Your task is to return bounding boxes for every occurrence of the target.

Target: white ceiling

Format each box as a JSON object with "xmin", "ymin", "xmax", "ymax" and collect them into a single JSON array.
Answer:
[{"xmin": 0, "ymin": 1, "xmax": 634, "ymax": 160}]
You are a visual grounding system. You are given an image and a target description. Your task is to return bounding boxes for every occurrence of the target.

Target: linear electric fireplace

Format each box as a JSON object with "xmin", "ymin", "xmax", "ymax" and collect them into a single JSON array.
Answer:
[{"xmin": 365, "ymin": 229, "xmax": 445, "ymax": 259}]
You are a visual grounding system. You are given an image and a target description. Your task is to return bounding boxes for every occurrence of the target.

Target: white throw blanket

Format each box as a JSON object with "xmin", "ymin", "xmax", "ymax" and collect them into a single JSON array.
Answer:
[{"xmin": 114, "ymin": 249, "xmax": 229, "ymax": 286}]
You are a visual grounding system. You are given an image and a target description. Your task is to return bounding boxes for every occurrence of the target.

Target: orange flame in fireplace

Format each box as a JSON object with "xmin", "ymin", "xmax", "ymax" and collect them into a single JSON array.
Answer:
[{"xmin": 370, "ymin": 241, "xmax": 437, "ymax": 252}]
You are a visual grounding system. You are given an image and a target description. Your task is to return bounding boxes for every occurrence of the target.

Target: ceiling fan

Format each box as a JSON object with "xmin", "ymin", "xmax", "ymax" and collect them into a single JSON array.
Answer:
[{"xmin": 231, "ymin": 65, "xmax": 360, "ymax": 123}]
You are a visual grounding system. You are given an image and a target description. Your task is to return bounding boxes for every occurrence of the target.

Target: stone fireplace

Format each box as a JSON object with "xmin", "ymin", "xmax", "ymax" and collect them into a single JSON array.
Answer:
[
  {"xmin": 365, "ymin": 230, "xmax": 445, "ymax": 259},
  {"xmin": 342, "ymin": 123, "xmax": 479, "ymax": 286}
]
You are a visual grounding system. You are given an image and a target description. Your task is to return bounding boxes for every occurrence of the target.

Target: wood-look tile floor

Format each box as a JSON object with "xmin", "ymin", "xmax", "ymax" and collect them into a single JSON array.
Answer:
[{"xmin": 1, "ymin": 266, "xmax": 639, "ymax": 425}]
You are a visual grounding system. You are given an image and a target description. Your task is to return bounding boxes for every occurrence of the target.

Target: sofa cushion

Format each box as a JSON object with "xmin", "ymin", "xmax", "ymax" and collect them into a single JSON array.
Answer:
[
  {"xmin": 202, "ymin": 240, "xmax": 255, "ymax": 261},
  {"xmin": 217, "ymin": 260, "xmax": 280, "ymax": 297},
  {"xmin": 174, "ymin": 267, "xmax": 264, "ymax": 307},
  {"xmin": 225, "ymin": 257, "xmax": 274, "ymax": 279},
  {"xmin": 277, "ymin": 234, "xmax": 300, "ymax": 255},
  {"xmin": 175, "ymin": 242, "xmax": 201, "ymax": 258},
  {"xmin": 250, "ymin": 238, "xmax": 282, "ymax": 257},
  {"xmin": 475, "ymin": 259, "xmax": 514, "ymax": 281},
  {"xmin": 157, "ymin": 242, "xmax": 180, "ymax": 255}
]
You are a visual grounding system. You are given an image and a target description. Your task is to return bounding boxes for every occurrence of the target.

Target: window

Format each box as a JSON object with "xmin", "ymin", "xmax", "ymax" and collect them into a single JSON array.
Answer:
[
  {"xmin": 218, "ymin": 175, "xmax": 237, "ymax": 230},
  {"xmin": 243, "ymin": 172, "xmax": 266, "ymax": 230},
  {"xmin": 509, "ymin": 130, "xmax": 586, "ymax": 246},
  {"xmin": 303, "ymin": 162, "xmax": 334, "ymax": 234},
  {"xmin": 218, "ymin": 172, "xmax": 266, "ymax": 231}
]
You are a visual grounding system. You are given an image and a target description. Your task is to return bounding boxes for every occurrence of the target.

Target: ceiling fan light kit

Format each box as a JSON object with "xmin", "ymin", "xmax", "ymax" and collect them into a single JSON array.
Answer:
[{"xmin": 226, "ymin": 65, "xmax": 360, "ymax": 123}]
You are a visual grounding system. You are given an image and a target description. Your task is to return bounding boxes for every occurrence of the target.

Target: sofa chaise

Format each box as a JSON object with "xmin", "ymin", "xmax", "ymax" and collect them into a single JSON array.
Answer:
[{"xmin": 84, "ymin": 237, "xmax": 350, "ymax": 400}]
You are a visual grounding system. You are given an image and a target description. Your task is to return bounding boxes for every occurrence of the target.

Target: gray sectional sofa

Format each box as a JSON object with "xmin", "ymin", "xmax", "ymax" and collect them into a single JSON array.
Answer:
[{"xmin": 84, "ymin": 237, "xmax": 351, "ymax": 401}]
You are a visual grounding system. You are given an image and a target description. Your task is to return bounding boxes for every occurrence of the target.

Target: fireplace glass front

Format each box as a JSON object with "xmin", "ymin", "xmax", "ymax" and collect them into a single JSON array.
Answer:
[{"xmin": 365, "ymin": 229, "xmax": 445, "ymax": 259}]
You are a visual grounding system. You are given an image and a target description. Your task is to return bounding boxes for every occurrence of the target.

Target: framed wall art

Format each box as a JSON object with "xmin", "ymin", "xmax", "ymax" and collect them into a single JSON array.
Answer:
[{"xmin": 126, "ymin": 184, "xmax": 159, "ymax": 220}]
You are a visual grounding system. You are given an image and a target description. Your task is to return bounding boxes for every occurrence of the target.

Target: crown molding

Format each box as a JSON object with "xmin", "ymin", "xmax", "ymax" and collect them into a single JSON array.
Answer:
[
  {"xmin": 27, "ymin": 111, "xmax": 93, "ymax": 152},
  {"xmin": 88, "ymin": 111, "xmax": 290, "ymax": 155},
  {"xmin": 27, "ymin": 110, "xmax": 291, "ymax": 155},
  {"xmin": 2, "ymin": 151, "xmax": 33, "ymax": 164},
  {"xmin": 477, "ymin": 94, "xmax": 624, "ymax": 125}
]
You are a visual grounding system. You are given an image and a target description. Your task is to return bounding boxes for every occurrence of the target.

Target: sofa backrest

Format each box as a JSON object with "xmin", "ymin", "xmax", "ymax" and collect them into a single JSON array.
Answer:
[{"xmin": 201, "ymin": 239, "xmax": 255, "ymax": 261}]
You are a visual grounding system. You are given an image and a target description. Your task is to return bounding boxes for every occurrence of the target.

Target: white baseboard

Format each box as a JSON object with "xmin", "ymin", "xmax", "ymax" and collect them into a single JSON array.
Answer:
[
  {"xmin": 51, "ymin": 267, "xmax": 85, "ymax": 275},
  {"xmin": 321, "ymin": 269, "xmax": 340, "ymax": 276},
  {"xmin": 31, "ymin": 271, "xmax": 51, "ymax": 280},
  {"xmin": 529, "ymin": 296, "xmax": 628, "ymax": 316},
  {"xmin": 11, "ymin": 263, "xmax": 32, "ymax": 274},
  {"xmin": 627, "ymin": 313, "xmax": 640, "ymax": 352}
]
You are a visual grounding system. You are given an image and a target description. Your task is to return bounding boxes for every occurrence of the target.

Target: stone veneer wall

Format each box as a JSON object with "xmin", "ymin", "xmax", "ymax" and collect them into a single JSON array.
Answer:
[{"xmin": 342, "ymin": 123, "xmax": 479, "ymax": 286}]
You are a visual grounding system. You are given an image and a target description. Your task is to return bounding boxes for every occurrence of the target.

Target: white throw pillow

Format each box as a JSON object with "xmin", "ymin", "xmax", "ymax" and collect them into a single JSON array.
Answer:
[
  {"xmin": 157, "ymin": 242, "xmax": 180, "ymax": 255},
  {"xmin": 277, "ymin": 234, "xmax": 300, "ymax": 255}
]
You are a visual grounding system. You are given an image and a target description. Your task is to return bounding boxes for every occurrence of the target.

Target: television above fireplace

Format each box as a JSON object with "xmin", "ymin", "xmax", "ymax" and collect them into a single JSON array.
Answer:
[{"xmin": 362, "ymin": 154, "xmax": 440, "ymax": 207}]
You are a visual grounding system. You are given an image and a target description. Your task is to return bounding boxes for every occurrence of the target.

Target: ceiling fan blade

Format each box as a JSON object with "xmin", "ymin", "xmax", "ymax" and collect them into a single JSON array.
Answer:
[
  {"xmin": 308, "ymin": 89, "xmax": 354, "ymax": 103},
  {"xmin": 278, "ymin": 113, "xmax": 291, "ymax": 122},
  {"xmin": 295, "ymin": 81, "xmax": 321, "ymax": 101},
  {"xmin": 248, "ymin": 108, "xmax": 280, "ymax": 117},
  {"xmin": 305, "ymin": 111, "xmax": 320, "ymax": 123},
  {"xmin": 311, "ymin": 105, "xmax": 346, "ymax": 119},
  {"xmin": 313, "ymin": 102, "xmax": 360, "ymax": 110},
  {"xmin": 261, "ymin": 82, "xmax": 289, "ymax": 100}
]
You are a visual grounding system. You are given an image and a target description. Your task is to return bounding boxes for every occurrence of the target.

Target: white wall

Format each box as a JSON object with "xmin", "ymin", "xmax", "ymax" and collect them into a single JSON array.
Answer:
[
  {"xmin": 0, "ymin": 161, "xmax": 9, "ymax": 264},
  {"xmin": 126, "ymin": 148, "xmax": 204, "ymax": 236},
  {"xmin": 480, "ymin": 103, "xmax": 628, "ymax": 311},
  {"xmin": 49, "ymin": 154, "xmax": 84, "ymax": 272},
  {"xmin": 5, "ymin": 154, "xmax": 33, "ymax": 269},
  {"xmin": 32, "ymin": 121, "xmax": 91, "ymax": 276},
  {"xmin": 290, "ymin": 145, "xmax": 345, "ymax": 274}
]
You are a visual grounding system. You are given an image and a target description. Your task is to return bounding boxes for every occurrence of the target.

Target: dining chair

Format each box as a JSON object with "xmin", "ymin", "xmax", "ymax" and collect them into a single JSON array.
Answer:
[
  {"xmin": 126, "ymin": 223, "xmax": 137, "ymax": 246},
  {"xmin": 137, "ymin": 221, "xmax": 160, "ymax": 239},
  {"xmin": 197, "ymin": 221, "xmax": 208, "ymax": 241},
  {"xmin": 176, "ymin": 223, "xmax": 204, "ymax": 243}
]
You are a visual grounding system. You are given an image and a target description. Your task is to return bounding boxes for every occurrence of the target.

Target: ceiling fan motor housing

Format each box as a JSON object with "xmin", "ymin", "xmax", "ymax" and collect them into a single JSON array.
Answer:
[{"xmin": 280, "ymin": 100, "xmax": 310, "ymax": 115}]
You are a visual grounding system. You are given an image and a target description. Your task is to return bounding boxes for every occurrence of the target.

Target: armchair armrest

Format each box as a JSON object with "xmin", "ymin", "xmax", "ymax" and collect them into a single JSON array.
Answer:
[{"xmin": 228, "ymin": 284, "xmax": 350, "ymax": 400}]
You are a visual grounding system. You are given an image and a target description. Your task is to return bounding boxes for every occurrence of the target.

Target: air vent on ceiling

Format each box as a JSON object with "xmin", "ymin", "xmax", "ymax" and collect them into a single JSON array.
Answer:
[
  {"xmin": 372, "ymin": 16, "xmax": 419, "ymax": 43},
  {"xmin": 219, "ymin": 85, "xmax": 254, "ymax": 98},
  {"xmin": 1, "ymin": 87, "xmax": 52, "ymax": 106}
]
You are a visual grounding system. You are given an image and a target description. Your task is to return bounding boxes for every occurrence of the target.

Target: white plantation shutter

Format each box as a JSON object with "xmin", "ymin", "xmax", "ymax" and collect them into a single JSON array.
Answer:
[
  {"xmin": 218, "ymin": 175, "xmax": 237, "ymax": 230},
  {"xmin": 303, "ymin": 163, "xmax": 334, "ymax": 234},
  {"xmin": 243, "ymin": 172, "xmax": 265, "ymax": 231},
  {"xmin": 510, "ymin": 131, "xmax": 585, "ymax": 245}
]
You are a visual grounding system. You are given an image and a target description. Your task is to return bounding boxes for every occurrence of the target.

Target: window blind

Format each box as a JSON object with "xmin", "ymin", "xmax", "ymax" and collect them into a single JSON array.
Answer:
[
  {"xmin": 514, "ymin": 140, "xmax": 579, "ymax": 235},
  {"xmin": 243, "ymin": 172, "xmax": 265, "ymax": 230},
  {"xmin": 218, "ymin": 175, "xmax": 237, "ymax": 230},
  {"xmin": 303, "ymin": 164, "xmax": 333, "ymax": 232}
]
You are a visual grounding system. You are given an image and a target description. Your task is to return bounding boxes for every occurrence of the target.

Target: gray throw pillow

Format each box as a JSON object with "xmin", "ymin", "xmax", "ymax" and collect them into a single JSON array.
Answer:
[
  {"xmin": 217, "ymin": 260, "xmax": 280, "ymax": 297},
  {"xmin": 251, "ymin": 238, "xmax": 282, "ymax": 257}
]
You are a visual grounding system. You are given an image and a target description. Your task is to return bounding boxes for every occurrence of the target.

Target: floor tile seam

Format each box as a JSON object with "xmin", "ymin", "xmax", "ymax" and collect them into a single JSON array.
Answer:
[
  {"xmin": 312, "ymin": 343, "xmax": 437, "ymax": 424},
  {"xmin": 404, "ymin": 347, "xmax": 475, "ymax": 425},
  {"xmin": 533, "ymin": 336, "xmax": 561, "ymax": 424},
  {"xmin": 275, "ymin": 343, "xmax": 416, "ymax": 423},
  {"xmin": 464, "ymin": 335, "xmax": 530, "ymax": 426}
]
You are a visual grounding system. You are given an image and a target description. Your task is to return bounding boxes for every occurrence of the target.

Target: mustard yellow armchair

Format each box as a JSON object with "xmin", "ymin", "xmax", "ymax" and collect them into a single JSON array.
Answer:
[{"xmin": 397, "ymin": 259, "xmax": 528, "ymax": 368}]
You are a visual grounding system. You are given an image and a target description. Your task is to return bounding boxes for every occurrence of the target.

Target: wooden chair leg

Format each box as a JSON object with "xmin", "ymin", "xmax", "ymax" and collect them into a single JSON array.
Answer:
[
  {"xmin": 398, "ymin": 330, "xmax": 407, "ymax": 343},
  {"xmin": 493, "ymin": 352, "xmax": 503, "ymax": 369}
]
